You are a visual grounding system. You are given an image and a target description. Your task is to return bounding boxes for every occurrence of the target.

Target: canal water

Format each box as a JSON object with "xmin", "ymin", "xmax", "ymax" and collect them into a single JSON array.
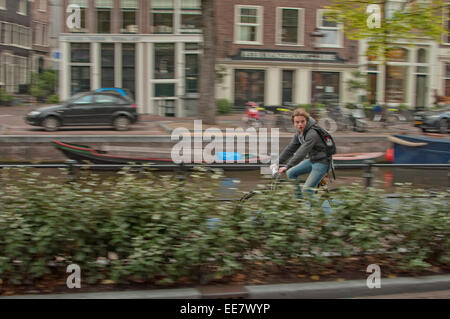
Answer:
[{"xmin": 1, "ymin": 167, "xmax": 448, "ymax": 200}]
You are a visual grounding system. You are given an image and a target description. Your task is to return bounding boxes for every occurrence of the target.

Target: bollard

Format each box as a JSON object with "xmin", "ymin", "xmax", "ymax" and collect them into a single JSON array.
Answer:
[
  {"xmin": 65, "ymin": 159, "xmax": 78, "ymax": 183},
  {"xmin": 363, "ymin": 160, "xmax": 374, "ymax": 188}
]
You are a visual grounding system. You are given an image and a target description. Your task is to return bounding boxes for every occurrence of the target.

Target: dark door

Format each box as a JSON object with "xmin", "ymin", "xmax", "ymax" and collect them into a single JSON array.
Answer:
[{"xmin": 61, "ymin": 94, "xmax": 97, "ymax": 125}]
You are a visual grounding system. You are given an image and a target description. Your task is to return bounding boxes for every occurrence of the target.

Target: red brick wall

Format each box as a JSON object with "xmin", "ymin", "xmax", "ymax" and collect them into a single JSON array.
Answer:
[{"xmin": 215, "ymin": 0, "xmax": 358, "ymax": 63}]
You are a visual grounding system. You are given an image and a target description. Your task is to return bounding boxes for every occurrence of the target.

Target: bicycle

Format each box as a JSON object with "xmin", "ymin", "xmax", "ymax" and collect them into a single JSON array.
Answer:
[{"xmin": 239, "ymin": 166, "xmax": 337, "ymax": 208}]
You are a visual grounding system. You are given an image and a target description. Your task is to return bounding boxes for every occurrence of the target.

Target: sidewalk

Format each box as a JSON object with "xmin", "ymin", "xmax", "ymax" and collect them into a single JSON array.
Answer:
[
  {"xmin": 1, "ymin": 275, "xmax": 449, "ymax": 299},
  {"xmin": 0, "ymin": 104, "xmax": 423, "ymax": 136}
]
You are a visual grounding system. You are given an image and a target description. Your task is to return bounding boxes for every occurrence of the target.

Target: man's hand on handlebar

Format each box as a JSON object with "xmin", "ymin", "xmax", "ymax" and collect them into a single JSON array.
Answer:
[{"xmin": 278, "ymin": 166, "xmax": 288, "ymax": 174}]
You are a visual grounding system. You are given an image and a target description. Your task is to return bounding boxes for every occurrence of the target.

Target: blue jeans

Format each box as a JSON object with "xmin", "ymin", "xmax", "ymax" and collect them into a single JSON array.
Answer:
[{"xmin": 286, "ymin": 159, "xmax": 329, "ymax": 197}]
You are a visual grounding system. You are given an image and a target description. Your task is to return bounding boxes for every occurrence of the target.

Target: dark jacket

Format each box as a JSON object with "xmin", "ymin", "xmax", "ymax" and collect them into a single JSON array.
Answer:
[{"xmin": 278, "ymin": 117, "xmax": 330, "ymax": 169}]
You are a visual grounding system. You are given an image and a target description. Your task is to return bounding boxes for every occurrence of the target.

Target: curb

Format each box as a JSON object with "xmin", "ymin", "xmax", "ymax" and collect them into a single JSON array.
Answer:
[{"xmin": 2, "ymin": 275, "xmax": 449, "ymax": 299}]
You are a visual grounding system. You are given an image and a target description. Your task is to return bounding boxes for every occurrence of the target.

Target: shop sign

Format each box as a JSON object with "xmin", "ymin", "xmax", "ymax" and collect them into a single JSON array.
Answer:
[{"xmin": 232, "ymin": 49, "xmax": 345, "ymax": 63}]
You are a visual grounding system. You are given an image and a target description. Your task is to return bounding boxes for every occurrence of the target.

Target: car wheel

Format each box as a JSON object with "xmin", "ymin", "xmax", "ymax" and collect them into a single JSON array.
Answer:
[
  {"xmin": 439, "ymin": 119, "xmax": 448, "ymax": 134},
  {"xmin": 42, "ymin": 116, "xmax": 60, "ymax": 132},
  {"xmin": 113, "ymin": 116, "xmax": 130, "ymax": 131}
]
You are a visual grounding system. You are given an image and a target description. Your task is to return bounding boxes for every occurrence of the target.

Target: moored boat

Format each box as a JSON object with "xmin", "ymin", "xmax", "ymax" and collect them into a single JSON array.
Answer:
[
  {"xmin": 52, "ymin": 140, "xmax": 270, "ymax": 170},
  {"xmin": 332, "ymin": 152, "xmax": 385, "ymax": 165},
  {"xmin": 388, "ymin": 134, "xmax": 450, "ymax": 164}
]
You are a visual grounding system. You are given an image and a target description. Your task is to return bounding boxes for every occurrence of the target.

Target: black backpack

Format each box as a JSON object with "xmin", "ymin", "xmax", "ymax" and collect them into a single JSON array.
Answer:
[
  {"xmin": 306, "ymin": 124, "xmax": 337, "ymax": 158},
  {"xmin": 305, "ymin": 124, "xmax": 337, "ymax": 179}
]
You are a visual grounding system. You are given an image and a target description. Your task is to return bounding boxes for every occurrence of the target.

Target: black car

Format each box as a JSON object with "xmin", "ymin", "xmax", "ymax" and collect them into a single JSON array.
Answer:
[
  {"xmin": 414, "ymin": 106, "xmax": 450, "ymax": 134},
  {"xmin": 25, "ymin": 92, "xmax": 139, "ymax": 131}
]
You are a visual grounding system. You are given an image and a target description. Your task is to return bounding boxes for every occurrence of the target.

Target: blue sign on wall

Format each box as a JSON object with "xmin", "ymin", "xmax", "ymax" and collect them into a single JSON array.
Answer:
[{"xmin": 53, "ymin": 52, "xmax": 60, "ymax": 59}]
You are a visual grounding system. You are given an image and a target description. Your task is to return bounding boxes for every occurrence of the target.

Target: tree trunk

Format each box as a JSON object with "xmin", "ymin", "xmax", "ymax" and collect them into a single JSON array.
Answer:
[{"xmin": 198, "ymin": 0, "xmax": 217, "ymax": 125}]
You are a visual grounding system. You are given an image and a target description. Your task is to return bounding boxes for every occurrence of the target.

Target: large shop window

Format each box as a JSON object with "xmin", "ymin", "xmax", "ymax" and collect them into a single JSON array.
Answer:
[
  {"xmin": 96, "ymin": 0, "xmax": 112, "ymax": 33},
  {"xmin": 71, "ymin": 43, "xmax": 90, "ymax": 95},
  {"xmin": 234, "ymin": 69, "xmax": 265, "ymax": 107},
  {"xmin": 282, "ymin": 70, "xmax": 294, "ymax": 105},
  {"xmin": 121, "ymin": 0, "xmax": 138, "ymax": 33},
  {"xmin": 101, "ymin": 43, "xmax": 114, "ymax": 88},
  {"xmin": 122, "ymin": 43, "xmax": 135, "ymax": 99},
  {"xmin": 68, "ymin": 0, "xmax": 87, "ymax": 32},
  {"xmin": 279, "ymin": 8, "xmax": 302, "ymax": 45},
  {"xmin": 152, "ymin": 0, "xmax": 173, "ymax": 33},
  {"xmin": 71, "ymin": 66, "xmax": 90, "ymax": 95},
  {"xmin": 385, "ymin": 66, "xmax": 406, "ymax": 103},
  {"xmin": 154, "ymin": 43, "xmax": 175, "ymax": 79},
  {"xmin": 311, "ymin": 72, "xmax": 340, "ymax": 105},
  {"xmin": 235, "ymin": 6, "xmax": 262, "ymax": 44}
]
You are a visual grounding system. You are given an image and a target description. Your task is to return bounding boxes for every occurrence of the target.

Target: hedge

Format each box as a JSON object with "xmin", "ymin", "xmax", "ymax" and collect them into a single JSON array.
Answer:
[{"xmin": 0, "ymin": 168, "xmax": 448, "ymax": 286}]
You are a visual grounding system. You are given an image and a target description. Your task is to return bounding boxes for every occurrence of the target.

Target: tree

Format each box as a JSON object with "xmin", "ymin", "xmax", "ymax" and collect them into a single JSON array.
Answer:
[
  {"xmin": 198, "ymin": 0, "xmax": 217, "ymax": 124},
  {"xmin": 325, "ymin": 0, "xmax": 446, "ymax": 61}
]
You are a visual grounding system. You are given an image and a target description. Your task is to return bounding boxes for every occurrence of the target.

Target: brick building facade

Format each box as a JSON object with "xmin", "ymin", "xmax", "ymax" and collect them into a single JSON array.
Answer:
[{"xmin": 214, "ymin": 0, "xmax": 360, "ymax": 108}]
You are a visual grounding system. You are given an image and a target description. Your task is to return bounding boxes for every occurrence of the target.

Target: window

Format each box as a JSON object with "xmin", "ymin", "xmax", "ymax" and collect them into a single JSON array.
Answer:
[
  {"xmin": 96, "ymin": 94, "xmax": 120, "ymax": 104},
  {"xmin": 417, "ymin": 48, "xmax": 428, "ymax": 73},
  {"xmin": 444, "ymin": 5, "xmax": 450, "ymax": 44},
  {"xmin": 69, "ymin": 0, "xmax": 87, "ymax": 32},
  {"xmin": 311, "ymin": 72, "xmax": 340, "ymax": 105},
  {"xmin": 101, "ymin": 43, "xmax": 114, "ymax": 88},
  {"xmin": 96, "ymin": 0, "xmax": 113, "ymax": 33},
  {"xmin": 154, "ymin": 43, "xmax": 175, "ymax": 79},
  {"xmin": 234, "ymin": 69, "xmax": 265, "ymax": 107},
  {"xmin": 181, "ymin": 0, "xmax": 201, "ymax": 33},
  {"xmin": 445, "ymin": 63, "xmax": 450, "ymax": 96},
  {"xmin": 17, "ymin": 0, "xmax": 27, "ymax": 15},
  {"xmin": 71, "ymin": 43, "xmax": 90, "ymax": 63},
  {"xmin": 385, "ymin": 0, "xmax": 404, "ymax": 19},
  {"xmin": 235, "ymin": 6, "xmax": 263, "ymax": 44},
  {"xmin": 39, "ymin": 0, "xmax": 47, "ymax": 12},
  {"xmin": 72, "ymin": 94, "xmax": 95, "ymax": 104},
  {"xmin": 185, "ymin": 54, "xmax": 199, "ymax": 93},
  {"xmin": 0, "ymin": 0, "xmax": 5, "ymax": 10},
  {"xmin": 317, "ymin": 10, "xmax": 341, "ymax": 47},
  {"xmin": 122, "ymin": 43, "xmax": 135, "ymax": 98},
  {"xmin": 4, "ymin": 23, "xmax": 11, "ymax": 44},
  {"xmin": 385, "ymin": 66, "xmax": 407, "ymax": 103},
  {"xmin": 121, "ymin": 0, "xmax": 138, "ymax": 33},
  {"xmin": 278, "ymin": 8, "xmax": 303, "ymax": 45},
  {"xmin": 152, "ymin": 0, "xmax": 173, "ymax": 33},
  {"xmin": 282, "ymin": 70, "xmax": 294, "ymax": 104}
]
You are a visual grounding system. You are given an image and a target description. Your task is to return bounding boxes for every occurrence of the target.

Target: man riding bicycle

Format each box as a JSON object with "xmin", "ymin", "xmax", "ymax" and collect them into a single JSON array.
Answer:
[{"xmin": 271, "ymin": 108, "xmax": 334, "ymax": 197}]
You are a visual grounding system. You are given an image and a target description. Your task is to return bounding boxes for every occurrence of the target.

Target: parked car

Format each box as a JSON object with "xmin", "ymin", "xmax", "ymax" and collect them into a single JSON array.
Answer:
[
  {"xmin": 413, "ymin": 106, "xmax": 450, "ymax": 133},
  {"xmin": 95, "ymin": 88, "xmax": 134, "ymax": 101},
  {"xmin": 25, "ymin": 91, "xmax": 138, "ymax": 131}
]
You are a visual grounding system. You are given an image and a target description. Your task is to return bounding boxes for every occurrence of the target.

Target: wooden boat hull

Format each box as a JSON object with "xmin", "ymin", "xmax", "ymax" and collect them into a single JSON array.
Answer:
[
  {"xmin": 389, "ymin": 134, "xmax": 450, "ymax": 164},
  {"xmin": 332, "ymin": 152, "xmax": 385, "ymax": 165},
  {"xmin": 53, "ymin": 140, "xmax": 268, "ymax": 171}
]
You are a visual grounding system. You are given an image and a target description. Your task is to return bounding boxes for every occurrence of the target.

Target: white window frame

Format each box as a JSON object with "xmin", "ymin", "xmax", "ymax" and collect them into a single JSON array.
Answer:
[
  {"xmin": 0, "ymin": 0, "xmax": 6, "ymax": 10},
  {"xmin": 234, "ymin": 5, "xmax": 263, "ymax": 45},
  {"xmin": 17, "ymin": 0, "xmax": 27, "ymax": 15},
  {"xmin": 276, "ymin": 7, "xmax": 304, "ymax": 46},
  {"xmin": 316, "ymin": 9, "xmax": 343, "ymax": 48}
]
